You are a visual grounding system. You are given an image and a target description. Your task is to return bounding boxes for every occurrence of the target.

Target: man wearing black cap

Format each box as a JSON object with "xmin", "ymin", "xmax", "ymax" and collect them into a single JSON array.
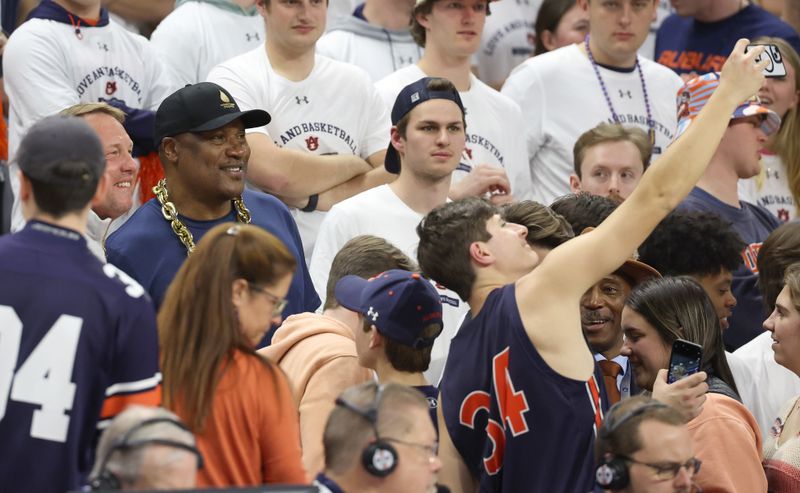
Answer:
[
  {"xmin": 106, "ymin": 82, "xmax": 319, "ymax": 322},
  {"xmin": 310, "ymin": 77, "xmax": 469, "ymax": 384},
  {"xmin": 0, "ymin": 116, "xmax": 161, "ymax": 493}
]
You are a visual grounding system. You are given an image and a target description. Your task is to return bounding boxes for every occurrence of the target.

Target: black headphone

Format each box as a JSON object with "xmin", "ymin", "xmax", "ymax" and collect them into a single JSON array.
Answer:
[
  {"xmin": 334, "ymin": 383, "xmax": 398, "ymax": 477},
  {"xmin": 89, "ymin": 417, "xmax": 204, "ymax": 491},
  {"xmin": 594, "ymin": 401, "xmax": 668, "ymax": 490}
]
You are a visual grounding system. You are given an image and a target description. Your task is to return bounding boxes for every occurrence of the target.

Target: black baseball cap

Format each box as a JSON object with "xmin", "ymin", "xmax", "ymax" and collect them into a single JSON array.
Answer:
[
  {"xmin": 154, "ymin": 82, "xmax": 271, "ymax": 144},
  {"xmin": 385, "ymin": 77, "xmax": 465, "ymax": 174},
  {"xmin": 17, "ymin": 116, "xmax": 105, "ymax": 184}
]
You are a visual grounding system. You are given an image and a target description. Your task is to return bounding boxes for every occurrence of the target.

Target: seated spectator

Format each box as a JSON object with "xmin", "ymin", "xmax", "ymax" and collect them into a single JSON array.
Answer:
[
  {"xmin": 569, "ymin": 123, "xmax": 652, "ymax": 202},
  {"xmin": 676, "ymin": 72, "xmax": 782, "ymax": 350},
  {"xmin": 159, "ymin": 223, "xmax": 307, "ymax": 487},
  {"xmin": 260, "ymin": 235, "xmax": 414, "ymax": 476},
  {"xmin": 532, "ymin": 0, "xmax": 588, "ymax": 57},
  {"xmin": 59, "ymin": 102, "xmax": 138, "ymax": 260},
  {"xmin": 335, "ymin": 269, "xmax": 444, "ymax": 429},
  {"xmin": 317, "ymin": 0, "xmax": 420, "ymax": 81},
  {"xmin": 151, "ymin": 0, "xmax": 265, "ymax": 86},
  {"xmin": 739, "ymin": 37, "xmax": 800, "ymax": 223},
  {"xmin": 314, "ymin": 382, "xmax": 441, "ymax": 493},
  {"xmin": 621, "ymin": 276, "xmax": 767, "ymax": 492},
  {"xmin": 735, "ymin": 221, "xmax": 800, "ymax": 439},
  {"xmin": 762, "ymin": 262, "xmax": 800, "ymax": 492},
  {"xmin": 656, "ymin": 0, "xmax": 800, "ymax": 78},
  {"xmin": 594, "ymin": 396, "xmax": 700, "ymax": 493},
  {"xmin": 89, "ymin": 406, "xmax": 201, "ymax": 491}
]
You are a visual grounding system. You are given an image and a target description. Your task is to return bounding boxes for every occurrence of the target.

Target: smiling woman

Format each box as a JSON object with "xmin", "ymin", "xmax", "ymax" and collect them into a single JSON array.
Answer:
[
  {"xmin": 158, "ymin": 223, "xmax": 308, "ymax": 487},
  {"xmin": 620, "ymin": 276, "xmax": 767, "ymax": 492}
]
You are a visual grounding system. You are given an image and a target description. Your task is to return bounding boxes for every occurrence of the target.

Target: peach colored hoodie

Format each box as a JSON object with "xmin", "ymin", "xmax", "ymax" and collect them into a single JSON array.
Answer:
[{"xmin": 259, "ymin": 313, "xmax": 373, "ymax": 477}]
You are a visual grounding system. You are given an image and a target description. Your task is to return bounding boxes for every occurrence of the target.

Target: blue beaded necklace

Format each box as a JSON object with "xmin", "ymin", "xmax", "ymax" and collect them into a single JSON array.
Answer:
[{"xmin": 584, "ymin": 35, "xmax": 655, "ymax": 146}]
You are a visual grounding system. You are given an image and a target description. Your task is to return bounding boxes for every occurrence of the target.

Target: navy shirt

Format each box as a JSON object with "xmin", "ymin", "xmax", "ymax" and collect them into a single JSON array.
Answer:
[
  {"xmin": 106, "ymin": 189, "xmax": 320, "ymax": 324},
  {"xmin": 414, "ymin": 384, "xmax": 439, "ymax": 435},
  {"xmin": 655, "ymin": 4, "xmax": 800, "ymax": 77},
  {"xmin": 679, "ymin": 187, "xmax": 780, "ymax": 350},
  {"xmin": 0, "ymin": 221, "xmax": 161, "ymax": 493},
  {"xmin": 440, "ymin": 284, "xmax": 606, "ymax": 492}
]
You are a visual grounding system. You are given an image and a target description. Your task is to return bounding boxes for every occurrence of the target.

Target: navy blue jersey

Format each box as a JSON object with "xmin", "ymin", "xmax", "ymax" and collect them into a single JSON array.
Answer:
[
  {"xmin": 414, "ymin": 384, "xmax": 439, "ymax": 436},
  {"xmin": 106, "ymin": 189, "xmax": 320, "ymax": 318},
  {"xmin": 440, "ymin": 284, "xmax": 605, "ymax": 492},
  {"xmin": 0, "ymin": 221, "xmax": 161, "ymax": 493},
  {"xmin": 679, "ymin": 187, "xmax": 780, "ymax": 349}
]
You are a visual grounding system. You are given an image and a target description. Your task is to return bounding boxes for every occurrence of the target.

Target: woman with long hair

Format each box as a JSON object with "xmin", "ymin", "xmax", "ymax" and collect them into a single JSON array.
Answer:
[
  {"xmin": 533, "ymin": 0, "xmax": 589, "ymax": 57},
  {"xmin": 762, "ymin": 262, "xmax": 800, "ymax": 491},
  {"xmin": 621, "ymin": 276, "xmax": 767, "ymax": 492},
  {"xmin": 740, "ymin": 37, "xmax": 800, "ymax": 222},
  {"xmin": 159, "ymin": 223, "xmax": 307, "ymax": 487}
]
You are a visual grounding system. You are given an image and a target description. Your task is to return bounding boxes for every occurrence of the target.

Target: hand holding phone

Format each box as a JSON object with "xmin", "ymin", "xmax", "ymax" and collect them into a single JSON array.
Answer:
[
  {"xmin": 667, "ymin": 339, "xmax": 703, "ymax": 384},
  {"xmin": 746, "ymin": 43, "xmax": 787, "ymax": 78}
]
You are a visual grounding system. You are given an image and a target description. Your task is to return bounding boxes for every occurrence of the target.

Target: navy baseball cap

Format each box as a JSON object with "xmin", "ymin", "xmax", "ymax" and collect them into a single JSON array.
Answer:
[
  {"xmin": 17, "ymin": 116, "xmax": 105, "ymax": 184},
  {"xmin": 335, "ymin": 269, "xmax": 444, "ymax": 348},
  {"xmin": 385, "ymin": 77, "xmax": 466, "ymax": 174},
  {"xmin": 154, "ymin": 82, "xmax": 271, "ymax": 144}
]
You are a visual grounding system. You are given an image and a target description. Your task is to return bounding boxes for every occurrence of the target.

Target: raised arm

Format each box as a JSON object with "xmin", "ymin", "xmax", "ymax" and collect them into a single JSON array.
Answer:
[{"xmin": 518, "ymin": 40, "xmax": 768, "ymax": 379}]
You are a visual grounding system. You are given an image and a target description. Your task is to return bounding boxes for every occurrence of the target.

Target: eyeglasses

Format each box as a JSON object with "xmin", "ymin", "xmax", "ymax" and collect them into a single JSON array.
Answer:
[
  {"xmin": 384, "ymin": 438, "xmax": 438, "ymax": 459},
  {"xmin": 249, "ymin": 284, "xmax": 288, "ymax": 316},
  {"xmin": 622, "ymin": 456, "xmax": 701, "ymax": 481}
]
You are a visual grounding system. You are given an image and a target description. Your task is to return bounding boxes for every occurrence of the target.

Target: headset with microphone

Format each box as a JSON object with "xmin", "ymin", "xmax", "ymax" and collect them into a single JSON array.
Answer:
[{"xmin": 89, "ymin": 417, "xmax": 204, "ymax": 491}]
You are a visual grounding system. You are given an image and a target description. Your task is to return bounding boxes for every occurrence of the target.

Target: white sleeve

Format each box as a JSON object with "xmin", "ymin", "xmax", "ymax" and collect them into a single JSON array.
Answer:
[
  {"xmin": 308, "ymin": 205, "xmax": 355, "ymax": 307},
  {"xmin": 150, "ymin": 10, "xmax": 201, "ymax": 86},
  {"xmin": 360, "ymin": 80, "xmax": 392, "ymax": 158},
  {"xmin": 208, "ymin": 58, "xmax": 270, "ymax": 137},
  {"xmin": 501, "ymin": 63, "xmax": 546, "ymax": 168},
  {"xmin": 140, "ymin": 39, "xmax": 180, "ymax": 111},
  {"xmin": 503, "ymin": 102, "xmax": 534, "ymax": 201}
]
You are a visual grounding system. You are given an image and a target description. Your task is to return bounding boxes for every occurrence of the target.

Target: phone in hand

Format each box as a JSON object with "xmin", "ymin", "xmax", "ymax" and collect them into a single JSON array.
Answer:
[
  {"xmin": 746, "ymin": 43, "xmax": 787, "ymax": 78},
  {"xmin": 667, "ymin": 339, "xmax": 703, "ymax": 384}
]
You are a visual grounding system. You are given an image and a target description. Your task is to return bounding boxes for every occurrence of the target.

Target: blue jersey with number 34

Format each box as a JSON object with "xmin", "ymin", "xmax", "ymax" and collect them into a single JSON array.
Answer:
[{"xmin": 0, "ymin": 221, "xmax": 161, "ymax": 493}]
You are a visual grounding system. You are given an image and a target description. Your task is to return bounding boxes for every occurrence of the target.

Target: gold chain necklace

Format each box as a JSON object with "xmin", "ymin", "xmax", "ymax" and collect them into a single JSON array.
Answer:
[{"xmin": 153, "ymin": 178, "xmax": 251, "ymax": 255}]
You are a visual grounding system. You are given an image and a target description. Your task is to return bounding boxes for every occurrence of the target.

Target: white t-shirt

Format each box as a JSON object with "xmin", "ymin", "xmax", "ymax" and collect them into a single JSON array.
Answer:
[
  {"xmin": 208, "ymin": 47, "xmax": 391, "ymax": 259},
  {"xmin": 733, "ymin": 331, "xmax": 800, "ymax": 439},
  {"xmin": 150, "ymin": 2, "xmax": 265, "ymax": 86},
  {"xmin": 326, "ymin": 0, "xmax": 359, "ymax": 30},
  {"xmin": 4, "ymin": 17, "xmax": 175, "ymax": 231},
  {"xmin": 309, "ymin": 184, "xmax": 469, "ymax": 384},
  {"xmin": 474, "ymin": 0, "xmax": 539, "ymax": 88},
  {"xmin": 501, "ymin": 43, "xmax": 683, "ymax": 205},
  {"xmin": 376, "ymin": 64, "xmax": 533, "ymax": 200},
  {"xmin": 738, "ymin": 153, "xmax": 795, "ymax": 223},
  {"xmin": 317, "ymin": 15, "xmax": 422, "ymax": 82}
]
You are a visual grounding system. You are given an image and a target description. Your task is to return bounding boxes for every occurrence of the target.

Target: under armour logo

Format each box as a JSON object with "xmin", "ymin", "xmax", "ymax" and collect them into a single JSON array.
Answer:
[
  {"xmin": 96, "ymin": 42, "xmax": 109, "ymax": 52},
  {"xmin": 295, "ymin": 96, "xmax": 309, "ymax": 105},
  {"xmin": 245, "ymin": 32, "xmax": 260, "ymax": 42},
  {"xmin": 397, "ymin": 56, "xmax": 414, "ymax": 65},
  {"xmin": 367, "ymin": 307, "xmax": 379, "ymax": 322},
  {"xmin": 618, "ymin": 89, "xmax": 633, "ymax": 99}
]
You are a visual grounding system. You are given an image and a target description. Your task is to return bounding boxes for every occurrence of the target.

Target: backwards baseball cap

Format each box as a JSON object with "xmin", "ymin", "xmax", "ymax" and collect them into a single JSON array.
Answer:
[
  {"xmin": 581, "ymin": 227, "xmax": 661, "ymax": 286},
  {"xmin": 385, "ymin": 77, "xmax": 466, "ymax": 173},
  {"xmin": 675, "ymin": 72, "xmax": 781, "ymax": 140},
  {"xmin": 335, "ymin": 269, "xmax": 444, "ymax": 349},
  {"xmin": 154, "ymin": 82, "xmax": 271, "ymax": 144},
  {"xmin": 17, "ymin": 116, "xmax": 105, "ymax": 184}
]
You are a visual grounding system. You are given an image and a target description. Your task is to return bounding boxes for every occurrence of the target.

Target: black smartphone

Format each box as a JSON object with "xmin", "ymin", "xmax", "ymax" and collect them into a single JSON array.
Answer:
[
  {"xmin": 746, "ymin": 43, "xmax": 787, "ymax": 78},
  {"xmin": 667, "ymin": 339, "xmax": 703, "ymax": 384}
]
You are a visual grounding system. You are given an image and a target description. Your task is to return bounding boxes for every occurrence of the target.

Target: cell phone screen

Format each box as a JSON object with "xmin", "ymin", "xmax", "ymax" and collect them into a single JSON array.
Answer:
[{"xmin": 667, "ymin": 339, "xmax": 703, "ymax": 384}]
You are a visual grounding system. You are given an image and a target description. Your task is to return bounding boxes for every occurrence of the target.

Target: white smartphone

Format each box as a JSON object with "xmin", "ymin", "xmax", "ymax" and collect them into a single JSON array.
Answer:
[{"xmin": 747, "ymin": 43, "xmax": 788, "ymax": 78}]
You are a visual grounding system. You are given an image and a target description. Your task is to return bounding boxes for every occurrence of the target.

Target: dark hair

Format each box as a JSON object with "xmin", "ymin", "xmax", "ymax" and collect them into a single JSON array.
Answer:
[
  {"xmin": 572, "ymin": 123, "xmax": 652, "ymax": 178},
  {"xmin": 639, "ymin": 211, "xmax": 745, "ymax": 278},
  {"xmin": 549, "ymin": 192, "xmax": 619, "ymax": 234},
  {"xmin": 625, "ymin": 276, "xmax": 738, "ymax": 395},
  {"xmin": 417, "ymin": 197, "xmax": 497, "ymax": 301},
  {"xmin": 501, "ymin": 200, "xmax": 574, "ymax": 249},
  {"xmin": 595, "ymin": 396, "xmax": 685, "ymax": 461},
  {"xmin": 324, "ymin": 235, "xmax": 417, "ymax": 310},
  {"xmin": 534, "ymin": 0, "xmax": 579, "ymax": 56},
  {"xmin": 159, "ymin": 223, "xmax": 297, "ymax": 431},
  {"xmin": 410, "ymin": 0, "xmax": 491, "ymax": 47},
  {"xmin": 362, "ymin": 319, "xmax": 440, "ymax": 372},
  {"xmin": 25, "ymin": 163, "xmax": 101, "ymax": 217},
  {"xmin": 758, "ymin": 222, "xmax": 800, "ymax": 313},
  {"xmin": 395, "ymin": 78, "xmax": 466, "ymax": 139}
]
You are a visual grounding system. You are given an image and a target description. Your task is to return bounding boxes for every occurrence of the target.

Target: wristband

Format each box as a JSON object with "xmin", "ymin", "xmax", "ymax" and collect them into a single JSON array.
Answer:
[{"xmin": 301, "ymin": 194, "xmax": 319, "ymax": 212}]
